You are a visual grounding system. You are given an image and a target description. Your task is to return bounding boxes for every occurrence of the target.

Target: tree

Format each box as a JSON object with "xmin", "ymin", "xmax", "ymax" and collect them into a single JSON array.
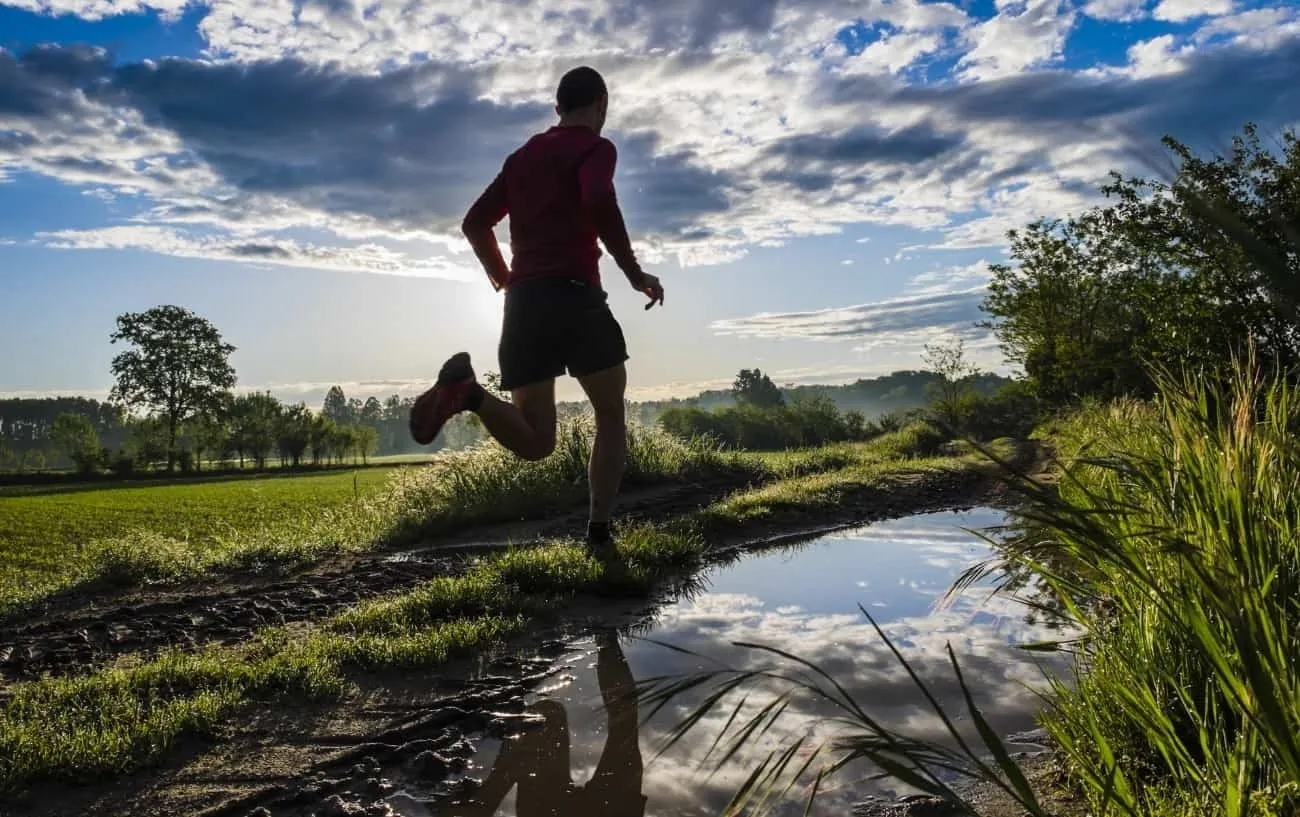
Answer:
[
  {"xmin": 127, "ymin": 416, "xmax": 170, "ymax": 470},
  {"xmin": 732, "ymin": 368, "xmax": 785, "ymax": 409},
  {"xmin": 981, "ymin": 123, "xmax": 1300, "ymax": 405},
  {"xmin": 923, "ymin": 336, "xmax": 979, "ymax": 404},
  {"xmin": 109, "ymin": 305, "xmax": 236, "ymax": 471},
  {"xmin": 229, "ymin": 392, "xmax": 281, "ymax": 469},
  {"xmin": 352, "ymin": 424, "xmax": 378, "ymax": 465},
  {"xmin": 51, "ymin": 413, "xmax": 101, "ymax": 474},
  {"xmin": 322, "ymin": 386, "xmax": 351, "ymax": 425},
  {"xmin": 277, "ymin": 404, "xmax": 312, "ymax": 467},
  {"xmin": 309, "ymin": 414, "xmax": 336, "ymax": 465},
  {"xmin": 185, "ymin": 412, "xmax": 230, "ymax": 472}
]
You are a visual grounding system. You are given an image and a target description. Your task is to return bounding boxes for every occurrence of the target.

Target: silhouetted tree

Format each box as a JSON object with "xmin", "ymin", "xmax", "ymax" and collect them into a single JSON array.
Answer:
[
  {"xmin": 322, "ymin": 386, "xmax": 351, "ymax": 425},
  {"xmin": 109, "ymin": 305, "xmax": 236, "ymax": 471},
  {"xmin": 229, "ymin": 392, "xmax": 280, "ymax": 468},
  {"xmin": 732, "ymin": 368, "xmax": 785, "ymax": 409},
  {"xmin": 277, "ymin": 403, "xmax": 312, "ymax": 467},
  {"xmin": 352, "ymin": 424, "xmax": 378, "ymax": 465}
]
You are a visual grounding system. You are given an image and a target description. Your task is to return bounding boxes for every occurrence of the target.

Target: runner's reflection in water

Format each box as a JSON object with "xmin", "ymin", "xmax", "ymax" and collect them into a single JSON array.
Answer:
[{"xmin": 447, "ymin": 628, "xmax": 647, "ymax": 817}]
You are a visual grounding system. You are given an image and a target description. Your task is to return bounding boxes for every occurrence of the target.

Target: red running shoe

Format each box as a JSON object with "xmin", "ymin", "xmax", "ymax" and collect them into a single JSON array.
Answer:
[{"xmin": 409, "ymin": 352, "xmax": 478, "ymax": 445}]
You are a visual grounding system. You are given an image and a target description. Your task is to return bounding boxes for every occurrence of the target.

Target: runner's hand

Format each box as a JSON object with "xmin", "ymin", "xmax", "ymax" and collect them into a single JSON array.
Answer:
[{"xmin": 636, "ymin": 272, "xmax": 664, "ymax": 310}]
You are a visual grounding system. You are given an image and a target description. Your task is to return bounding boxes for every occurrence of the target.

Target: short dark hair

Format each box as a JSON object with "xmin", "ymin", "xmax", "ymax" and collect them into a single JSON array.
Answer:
[{"xmin": 556, "ymin": 66, "xmax": 607, "ymax": 113}]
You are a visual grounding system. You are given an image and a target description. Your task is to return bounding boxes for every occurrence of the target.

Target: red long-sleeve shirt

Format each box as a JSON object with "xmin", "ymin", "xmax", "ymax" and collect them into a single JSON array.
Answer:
[{"xmin": 461, "ymin": 125, "xmax": 644, "ymax": 290}]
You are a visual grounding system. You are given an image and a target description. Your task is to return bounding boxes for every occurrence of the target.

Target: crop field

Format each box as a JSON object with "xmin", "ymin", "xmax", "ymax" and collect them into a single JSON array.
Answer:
[{"xmin": 0, "ymin": 467, "xmax": 401, "ymax": 603}]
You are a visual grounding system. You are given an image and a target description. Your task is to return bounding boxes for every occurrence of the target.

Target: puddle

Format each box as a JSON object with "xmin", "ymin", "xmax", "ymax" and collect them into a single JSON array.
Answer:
[{"xmin": 387, "ymin": 508, "xmax": 1070, "ymax": 817}]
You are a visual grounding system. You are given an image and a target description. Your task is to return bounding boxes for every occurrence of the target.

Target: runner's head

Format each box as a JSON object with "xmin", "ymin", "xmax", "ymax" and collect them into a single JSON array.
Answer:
[{"xmin": 555, "ymin": 66, "xmax": 608, "ymax": 132}]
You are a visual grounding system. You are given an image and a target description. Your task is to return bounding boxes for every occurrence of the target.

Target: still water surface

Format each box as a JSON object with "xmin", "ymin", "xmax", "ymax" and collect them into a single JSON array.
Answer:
[{"xmin": 407, "ymin": 508, "xmax": 1067, "ymax": 816}]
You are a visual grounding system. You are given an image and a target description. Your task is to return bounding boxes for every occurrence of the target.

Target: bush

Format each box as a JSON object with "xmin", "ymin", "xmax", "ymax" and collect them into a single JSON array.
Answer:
[
  {"xmin": 659, "ymin": 397, "xmax": 881, "ymax": 450},
  {"xmin": 928, "ymin": 379, "xmax": 1043, "ymax": 440}
]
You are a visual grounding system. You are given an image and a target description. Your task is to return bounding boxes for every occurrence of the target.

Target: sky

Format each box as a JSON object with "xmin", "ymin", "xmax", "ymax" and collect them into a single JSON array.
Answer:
[{"xmin": 0, "ymin": 0, "xmax": 1297, "ymax": 406}]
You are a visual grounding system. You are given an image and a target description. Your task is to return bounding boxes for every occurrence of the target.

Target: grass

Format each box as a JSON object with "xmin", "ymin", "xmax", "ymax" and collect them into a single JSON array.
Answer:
[
  {"xmin": 0, "ymin": 419, "xmax": 749, "ymax": 617},
  {"xmin": 0, "ymin": 429, "xmax": 995, "ymax": 793},
  {"xmin": 0, "ymin": 468, "xmax": 394, "ymax": 555}
]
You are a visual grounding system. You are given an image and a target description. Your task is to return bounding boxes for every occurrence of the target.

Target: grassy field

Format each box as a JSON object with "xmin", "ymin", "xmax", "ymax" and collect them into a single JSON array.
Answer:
[
  {"xmin": 0, "ymin": 430, "xmax": 1000, "ymax": 793},
  {"xmin": 0, "ymin": 468, "xmax": 402, "ymax": 609}
]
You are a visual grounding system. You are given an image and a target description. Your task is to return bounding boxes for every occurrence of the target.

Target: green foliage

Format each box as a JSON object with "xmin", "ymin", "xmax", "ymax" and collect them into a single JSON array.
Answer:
[
  {"xmin": 109, "ymin": 305, "xmax": 237, "ymax": 470},
  {"xmin": 227, "ymin": 391, "xmax": 280, "ymax": 468},
  {"xmin": 982, "ymin": 124, "xmax": 1300, "ymax": 406},
  {"xmin": 1007, "ymin": 363, "xmax": 1300, "ymax": 816}
]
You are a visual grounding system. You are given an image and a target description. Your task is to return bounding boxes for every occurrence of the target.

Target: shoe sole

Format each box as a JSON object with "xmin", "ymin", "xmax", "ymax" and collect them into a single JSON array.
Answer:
[{"xmin": 409, "ymin": 352, "xmax": 473, "ymax": 445}]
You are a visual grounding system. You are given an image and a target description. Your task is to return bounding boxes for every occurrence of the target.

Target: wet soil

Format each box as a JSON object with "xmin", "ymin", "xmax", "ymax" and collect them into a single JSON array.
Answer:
[{"xmin": 1, "ymin": 447, "xmax": 1069, "ymax": 817}]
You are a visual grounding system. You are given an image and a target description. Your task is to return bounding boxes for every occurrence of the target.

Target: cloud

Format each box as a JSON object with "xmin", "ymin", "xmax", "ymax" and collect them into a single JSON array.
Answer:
[
  {"xmin": 1195, "ymin": 7, "xmax": 1300, "ymax": 49},
  {"xmin": 36, "ymin": 226, "xmax": 481, "ymax": 280},
  {"xmin": 1081, "ymin": 0, "xmax": 1149, "ymax": 22},
  {"xmin": 710, "ymin": 287, "xmax": 988, "ymax": 343},
  {"xmin": 1, "ymin": 5, "xmax": 1298, "ymax": 277},
  {"xmin": 1153, "ymin": 0, "xmax": 1232, "ymax": 23},
  {"xmin": 906, "ymin": 260, "xmax": 993, "ymax": 294},
  {"xmin": 1, "ymin": 0, "xmax": 187, "ymax": 20},
  {"xmin": 957, "ymin": 0, "xmax": 1077, "ymax": 80}
]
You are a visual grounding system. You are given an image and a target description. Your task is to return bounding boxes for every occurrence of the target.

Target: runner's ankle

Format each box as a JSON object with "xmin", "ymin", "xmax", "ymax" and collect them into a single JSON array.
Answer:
[{"xmin": 587, "ymin": 520, "xmax": 613, "ymax": 545}]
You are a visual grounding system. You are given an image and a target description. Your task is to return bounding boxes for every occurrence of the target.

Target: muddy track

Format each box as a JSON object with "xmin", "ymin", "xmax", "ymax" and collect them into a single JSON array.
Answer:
[{"xmin": 0, "ymin": 475, "xmax": 753, "ymax": 685}]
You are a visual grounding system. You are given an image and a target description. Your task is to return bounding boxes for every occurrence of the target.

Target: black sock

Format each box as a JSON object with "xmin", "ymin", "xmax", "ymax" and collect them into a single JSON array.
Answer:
[
  {"xmin": 587, "ymin": 521, "xmax": 613, "ymax": 545},
  {"xmin": 465, "ymin": 382, "xmax": 486, "ymax": 413}
]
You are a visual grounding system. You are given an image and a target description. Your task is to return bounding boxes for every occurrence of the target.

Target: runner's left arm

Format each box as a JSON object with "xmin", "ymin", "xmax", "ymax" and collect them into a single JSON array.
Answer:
[
  {"xmin": 580, "ymin": 141, "xmax": 645, "ymax": 288},
  {"xmin": 461, "ymin": 169, "xmax": 511, "ymax": 291}
]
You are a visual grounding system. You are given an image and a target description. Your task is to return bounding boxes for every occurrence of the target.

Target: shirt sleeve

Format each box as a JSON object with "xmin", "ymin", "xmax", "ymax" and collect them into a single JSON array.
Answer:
[
  {"xmin": 579, "ymin": 139, "xmax": 618, "ymax": 205},
  {"xmin": 462, "ymin": 167, "xmax": 509, "ymax": 231},
  {"xmin": 461, "ymin": 158, "xmax": 512, "ymax": 290}
]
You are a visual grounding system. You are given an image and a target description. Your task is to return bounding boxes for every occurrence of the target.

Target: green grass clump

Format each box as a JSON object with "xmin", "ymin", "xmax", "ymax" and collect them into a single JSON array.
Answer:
[{"xmin": 1015, "ymin": 365, "xmax": 1300, "ymax": 816}]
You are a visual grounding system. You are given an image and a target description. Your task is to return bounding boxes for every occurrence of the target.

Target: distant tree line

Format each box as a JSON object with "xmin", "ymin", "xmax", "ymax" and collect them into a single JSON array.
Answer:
[
  {"xmin": 0, "ymin": 305, "xmax": 480, "ymax": 477},
  {"xmin": 657, "ymin": 355, "xmax": 1033, "ymax": 451}
]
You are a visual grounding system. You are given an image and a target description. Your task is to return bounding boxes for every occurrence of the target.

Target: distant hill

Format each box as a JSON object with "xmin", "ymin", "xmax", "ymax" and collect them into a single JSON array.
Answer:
[{"xmin": 619, "ymin": 369, "xmax": 1015, "ymax": 425}]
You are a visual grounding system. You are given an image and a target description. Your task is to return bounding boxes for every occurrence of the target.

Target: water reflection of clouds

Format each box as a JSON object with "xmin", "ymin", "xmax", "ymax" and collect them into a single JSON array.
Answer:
[{"xmin": 451, "ymin": 510, "xmax": 1069, "ymax": 817}]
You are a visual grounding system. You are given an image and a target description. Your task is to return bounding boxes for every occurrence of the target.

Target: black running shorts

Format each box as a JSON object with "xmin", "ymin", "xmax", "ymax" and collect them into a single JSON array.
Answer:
[{"xmin": 498, "ymin": 277, "xmax": 630, "ymax": 392}]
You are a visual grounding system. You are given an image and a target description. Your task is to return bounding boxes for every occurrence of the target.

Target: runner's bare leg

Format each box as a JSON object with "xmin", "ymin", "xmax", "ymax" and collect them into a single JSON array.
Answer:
[
  {"xmin": 474, "ymin": 379, "xmax": 557, "ymax": 462},
  {"xmin": 577, "ymin": 364, "xmax": 628, "ymax": 525}
]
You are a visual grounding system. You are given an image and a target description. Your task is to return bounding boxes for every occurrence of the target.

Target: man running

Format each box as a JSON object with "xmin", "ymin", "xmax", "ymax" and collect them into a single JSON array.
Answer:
[{"xmin": 409, "ymin": 66, "xmax": 664, "ymax": 548}]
